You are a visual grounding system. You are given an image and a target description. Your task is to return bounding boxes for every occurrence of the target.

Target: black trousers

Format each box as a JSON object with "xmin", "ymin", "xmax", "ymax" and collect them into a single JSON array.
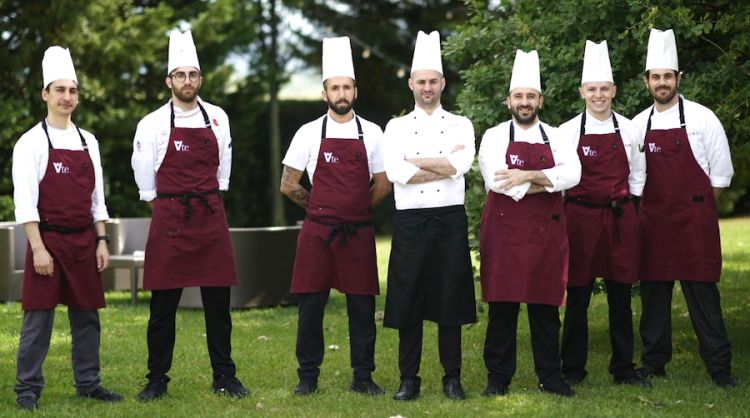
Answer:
[
  {"xmin": 398, "ymin": 322, "xmax": 461, "ymax": 380},
  {"xmin": 146, "ymin": 287, "xmax": 236, "ymax": 381},
  {"xmin": 296, "ymin": 290, "xmax": 376, "ymax": 381},
  {"xmin": 639, "ymin": 281, "xmax": 732, "ymax": 376},
  {"xmin": 561, "ymin": 280, "xmax": 636, "ymax": 379},
  {"xmin": 484, "ymin": 302, "xmax": 562, "ymax": 386}
]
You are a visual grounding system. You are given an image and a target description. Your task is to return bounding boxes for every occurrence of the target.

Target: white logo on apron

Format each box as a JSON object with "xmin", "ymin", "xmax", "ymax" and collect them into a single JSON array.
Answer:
[
  {"xmin": 509, "ymin": 154, "xmax": 525, "ymax": 167},
  {"xmin": 648, "ymin": 143, "xmax": 661, "ymax": 153},
  {"xmin": 173, "ymin": 140, "xmax": 190, "ymax": 152},
  {"xmin": 53, "ymin": 162, "xmax": 70, "ymax": 174},
  {"xmin": 323, "ymin": 152, "xmax": 339, "ymax": 163},
  {"xmin": 581, "ymin": 146, "xmax": 597, "ymax": 157}
]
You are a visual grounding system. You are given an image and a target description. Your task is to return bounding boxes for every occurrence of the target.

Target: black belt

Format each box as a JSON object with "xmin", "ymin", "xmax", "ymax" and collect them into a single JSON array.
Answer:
[
  {"xmin": 156, "ymin": 188, "xmax": 220, "ymax": 220},
  {"xmin": 307, "ymin": 217, "xmax": 371, "ymax": 246},
  {"xmin": 39, "ymin": 222, "xmax": 92, "ymax": 234},
  {"xmin": 565, "ymin": 196, "xmax": 631, "ymax": 242}
]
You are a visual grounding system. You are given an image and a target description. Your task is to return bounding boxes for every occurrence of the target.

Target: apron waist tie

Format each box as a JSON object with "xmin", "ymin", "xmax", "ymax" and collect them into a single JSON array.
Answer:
[
  {"xmin": 156, "ymin": 188, "xmax": 220, "ymax": 220},
  {"xmin": 565, "ymin": 196, "xmax": 631, "ymax": 242},
  {"xmin": 39, "ymin": 222, "xmax": 93, "ymax": 234},
  {"xmin": 307, "ymin": 217, "xmax": 371, "ymax": 246}
]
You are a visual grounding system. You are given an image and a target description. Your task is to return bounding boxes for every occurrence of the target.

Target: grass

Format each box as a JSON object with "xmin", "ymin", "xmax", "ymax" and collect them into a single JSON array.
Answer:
[{"xmin": 1, "ymin": 218, "xmax": 749, "ymax": 417}]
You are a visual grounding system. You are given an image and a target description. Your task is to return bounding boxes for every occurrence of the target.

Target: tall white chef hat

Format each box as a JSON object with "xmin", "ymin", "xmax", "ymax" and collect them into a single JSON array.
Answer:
[
  {"xmin": 509, "ymin": 49, "xmax": 541, "ymax": 93},
  {"xmin": 42, "ymin": 46, "xmax": 77, "ymax": 89},
  {"xmin": 645, "ymin": 28, "xmax": 678, "ymax": 71},
  {"xmin": 581, "ymin": 40, "xmax": 613, "ymax": 84},
  {"xmin": 322, "ymin": 36, "xmax": 355, "ymax": 82},
  {"xmin": 410, "ymin": 31, "xmax": 443, "ymax": 75},
  {"xmin": 168, "ymin": 29, "xmax": 200, "ymax": 75}
]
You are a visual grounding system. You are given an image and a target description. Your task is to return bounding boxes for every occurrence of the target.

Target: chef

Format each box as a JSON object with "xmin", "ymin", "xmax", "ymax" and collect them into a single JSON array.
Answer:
[
  {"xmin": 383, "ymin": 30, "xmax": 477, "ymax": 401},
  {"xmin": 478, "ymin": 49, "xmax": 580, "ymax": 397},
  {"xmin": 557, "ymin": 40, "xmax": 649, "ymax": 388},
  {"xmin": 632, "ymin": 29, "xmax": 736, "ymax": 388},
  {"xmin": 131, "ymin": 30, "xmax": 248, "ymax": 401},
  {"xmin": 280, "ymin": 36, "xmax": 391, "ymax": 397},
  {"xmin": 12, "ymin": 46, "xmax": 123, "ymax": 411}
]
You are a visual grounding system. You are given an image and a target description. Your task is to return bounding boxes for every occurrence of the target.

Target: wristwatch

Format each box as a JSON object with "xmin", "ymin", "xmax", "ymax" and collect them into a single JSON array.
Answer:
[{"xmin": 96, "ymin": 235, "xmax": 111, "ymax": 244}]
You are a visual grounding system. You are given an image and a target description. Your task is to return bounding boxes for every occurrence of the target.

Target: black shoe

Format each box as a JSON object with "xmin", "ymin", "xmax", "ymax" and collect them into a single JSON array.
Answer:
[
  {"xmin": 16, "ymin": 395, "xmax": 37, "ymax": 411},
  {"xmin": 294, "ymin": 379, "xmax": 318, "ymax": 396},
  {"xmin": 539, "ymin": 379, "xmax": 575, "ymax": 397},
  {"xmin": 77, "ymin": 386, "xmax": 124, "ymax": 401},
  {"xmin": 393, "ymin": 377, "xmax": 420, "ymax": 401},
  {"xmin": 563, "ymin": 371, "xmax": 587, "ymax": 386},
  {"xmin": 614, "ymin": 375, "xmax": 652, "ymax": 388},
  {"xmin": 349, "ymin": 378, "xmax": 385, "ymax": 395},
  {"xmin": 212, "ymin": 375, "xmax": 249, "ymax": 398},
  {"xmin": 137, "ymin": 379, "xmax": 168, "ymax": 402},
  {"xmin": 482, "ymin": 380, "xmax": 508, "ymax": 397},
  {"xmin": 635, "ymin": 366, "xmax": 666, "ymax": 379},
  {"xmin": 442, "ymin": 377, "xmax": 466, "ymax": 400},
  {"xmin": 712, "ymin": 373, "xmax": 738, "ymax": 388}
]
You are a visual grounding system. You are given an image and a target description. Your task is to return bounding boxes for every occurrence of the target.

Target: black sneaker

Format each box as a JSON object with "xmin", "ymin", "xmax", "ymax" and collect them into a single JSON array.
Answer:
[
  {"xmin": 349, "ymin": 378, "xmax": 385, "ymax": 395},
  {"xmin": 16, "ymin": 395, "xmax": 37, "ymax": 411},
  {"xmin": 137, "ymin": 379, "xmax": 168, "ymax": 402},
  {"xmin": 442, "ymin": 377, "xmax": 466, "ymax": 400},
  {"xmin": 294, "ymin": 379, "xmax": 318, "ymax": 396},
  {"xmin": 712, "ymin": 373, "xmax": 738, "ymax": 388},
  {"xmin": 482, "ymin": 380, "xmax": 508, "ymax": 397},
  {"xmin": 635, "ymin": 366, "xmax": 666, "ymax": 379},
  {"xmin": 539, "ymin": 379, "xmax": 575, "ymax": 397},
  {"xmin": 614, "ymin": 375, "xmax": 652, "ymax": 388},
  {"xmin": 212, "ymin": 375, "xmax": 249, "ymax": 398},
  {"xmin": 77, "ymin": 386, "xmax": 124, "ymax": 401},
  {"xmin": 393, "ymin": 377, "xmax": 420, "ymax": 401},
  {"xmin": 562, "ymin": 371, "xmax": 587, "ymax": 386}
]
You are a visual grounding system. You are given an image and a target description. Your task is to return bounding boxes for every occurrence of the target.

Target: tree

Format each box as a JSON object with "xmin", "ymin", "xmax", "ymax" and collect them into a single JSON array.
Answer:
[{"xmin": 444, "ymin": 0, "xmax": 750, "ymax": 253}]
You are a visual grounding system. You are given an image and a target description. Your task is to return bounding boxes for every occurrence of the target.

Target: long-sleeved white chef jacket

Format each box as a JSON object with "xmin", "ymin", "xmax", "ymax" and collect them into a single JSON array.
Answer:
[
  {"xmin": 131, "ymin": 98, "xmax": 232, "ymax": 201},
  {"xmin": 383, "ymin": 106, "xmax": 476, "ymax": 210},
  {"xmin": 632, "ymin": 95, "xmax": 733, "ymax": 188},
  {"xmin": 479, "ymin": 119, "xmax": 581, "ymax": 201},
  {"xmin": 558, "ymin": 110, "xmax": 646, "ymax": 196},
  {"xmin": 12, "ymin": 121, "xmax": 109, "ymax": 224}
]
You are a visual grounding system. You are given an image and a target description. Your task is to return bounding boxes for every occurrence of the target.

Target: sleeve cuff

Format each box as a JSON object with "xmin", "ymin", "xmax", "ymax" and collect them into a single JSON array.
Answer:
[
  {"xmin": 709, "ymin": 175, "xmax": 732, "ymax": 189},
  {"xmin": 388, "ymin": 163, "xmax": 420, "ymax": 185},
  {"xmin": 218, "ymin": 179, "xmax": 229, "ymax": 191},
  {"xmin": 139, "ymin": 190, "xmax": 157, "ymax": 201}
]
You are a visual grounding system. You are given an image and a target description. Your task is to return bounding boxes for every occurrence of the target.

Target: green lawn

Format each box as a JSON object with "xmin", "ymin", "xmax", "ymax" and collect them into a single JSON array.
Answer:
[{"xmin": 1, "ymin": 218, "xmax": 748, "ymax": 417}]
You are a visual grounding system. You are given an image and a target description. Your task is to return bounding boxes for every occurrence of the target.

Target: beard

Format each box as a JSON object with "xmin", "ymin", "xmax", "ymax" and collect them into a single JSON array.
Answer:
[
  {"xmin": 650, "ymin": 84, "xmax": 678, "ymax": 105},
  {"xmin": 327, "ymin": 97, "xmax": 354, "ymax": 115},
  {"xmin": 510, "ymin": 105, "xmax": 539, "ymax": 125},
  {"xmin": 172, "ymin": 84, "xmax": 199, "ymax": 103}
]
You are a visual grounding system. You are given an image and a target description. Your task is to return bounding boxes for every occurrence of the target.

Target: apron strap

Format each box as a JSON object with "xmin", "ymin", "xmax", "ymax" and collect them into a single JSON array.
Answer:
[
  {"xmin": 646, "ymin": 96, "xmax": 685, "ymax": 132},
  {"xmin": 41, "ymin": 119, "xmax": 88, "ymax": 152},
  {"xmin": 509, "ymin": 122, "xmax": 549, "ymax": 145},
  {"xmin": 170, "ymin": 101, "xmax": 213, "ymax": 131},
  {"xmin": 320, "ymin": 115, "xmax": 364, "ymax": 140},
  {"xmin": 580, "ymin": 111, "xmax": 620, "ymax": 138},
  {"xmin": 156, "ymin": 188, "xmax": 220, "ymax": 220},
  {"xmin": 307, "ymin": 217, "xmax": 371, "ymax": 246}
]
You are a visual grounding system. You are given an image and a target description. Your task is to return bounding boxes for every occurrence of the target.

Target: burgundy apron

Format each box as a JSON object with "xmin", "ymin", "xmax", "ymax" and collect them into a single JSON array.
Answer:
[
  {"xmin": 565, "ymin": 112, "xmax": 638, "ymax": 286},
  {"xmin": 639, "ymin": 97, "xmax": 721, "ymax": 282},
  {"xmin": 23, "ymin": 120, "xmax": 105, "ymax": 310},
  {"xmin": 143, "ymin": 102, "xmax": 237, "ymax": 290},
  {"xmin": 290, "ymin": 115, "xmax": 379, "ymax": 295},
  {"xmin": 479, "ymin": 123, "xmax": 568, "ymax": 305}
]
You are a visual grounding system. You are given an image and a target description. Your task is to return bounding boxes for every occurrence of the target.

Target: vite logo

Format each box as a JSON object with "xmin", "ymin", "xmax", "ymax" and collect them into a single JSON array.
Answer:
[
  {"xmin": 647, "ymin": 142, "xmax": 661, "ymax": 153},
  {"xmin": 509, "ymin": 154, "xmax": 525, "ymax": 167},
  {"xmin": 53, "ymin": 162, "xmax": 70, "ymax": 174},
  {"xmin": 581, "ymin": 146, "xmax": 597, "ymax": 157},
  {"xmin": 323, "ymin": 152, "xmax": 339, "ymax": 163},
  {"xmin": 173, "ymin": 140, "xmax": 190, "ymax": 152}
]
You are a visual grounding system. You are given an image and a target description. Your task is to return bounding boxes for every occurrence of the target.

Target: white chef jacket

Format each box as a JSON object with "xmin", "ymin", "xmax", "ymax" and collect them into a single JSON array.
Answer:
[
  {"xmin": 282, "ymin": 111, "xmax": 385, "ymax": 182},
  {"xmin": 131, "ymin": 97, "xmax": 232, "ymax": 201},
  {"xmin": 383, "ymin": 106, "xmax": 475, "ymax": 210},
  {"xmin": 558, "ymin": 110, "xmax": 646, "ymax": 196},
  {"xmin": 632, "ymin": 95, "xmax": 733, "ymax": 188},
  {"xmin": 12, "ymin": 121, "xmax": 109, "ymax": 225},
  {"xmin": 479, "ymin": 120, "xmax": 581, "ymax": 201}
]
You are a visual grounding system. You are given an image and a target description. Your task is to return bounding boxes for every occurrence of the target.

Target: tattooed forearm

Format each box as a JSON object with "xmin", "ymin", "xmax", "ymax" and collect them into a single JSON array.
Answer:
[{"xmin": 280, "ymin": 165, "xmax": 310, "ymax": 208}]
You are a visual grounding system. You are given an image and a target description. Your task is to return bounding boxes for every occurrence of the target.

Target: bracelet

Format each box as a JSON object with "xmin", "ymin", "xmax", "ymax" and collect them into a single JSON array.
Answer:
[{"xmin": 96, "ymin": 235, "xmax": 111, "ymax": 244}]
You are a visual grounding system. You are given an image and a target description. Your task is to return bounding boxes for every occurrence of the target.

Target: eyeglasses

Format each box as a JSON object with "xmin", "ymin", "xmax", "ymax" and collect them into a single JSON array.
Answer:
[{"xmin": 170, "ymin": 71, "xmax": 201, "ymax": 82}]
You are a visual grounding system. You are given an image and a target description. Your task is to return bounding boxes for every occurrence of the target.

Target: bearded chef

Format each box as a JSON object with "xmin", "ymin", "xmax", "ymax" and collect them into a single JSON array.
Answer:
[
  {"xmin": 12, "ymin": 46, "xmax": 123, "ymax": 411},
  {"xmin": 280, "ymin": 36, "xmax": 391, "ymax": 397},
  {"xmin": 632, "ymin": 29, "xmax": 736, "ymax": 388},
  {"xmin": 557, "ymin": 40, "xmax": 649, "ymax": 388},
  {"xmin": 478, "ymin": 49, "xmax": 581, "ymax": 397},
  {"xmin": 131, "ymin": 30, "xmax": 248, "ymax": 401},
  {"xmin": 383, "ymin": 30, "xmax": 477, "ymax": 402}
]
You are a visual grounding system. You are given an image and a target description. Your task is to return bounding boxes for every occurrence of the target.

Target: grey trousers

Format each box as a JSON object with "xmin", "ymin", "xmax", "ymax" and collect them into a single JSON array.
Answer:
[{"xmin": 15, "ymin": 309, "xmax": 102, "ymax": 399}]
